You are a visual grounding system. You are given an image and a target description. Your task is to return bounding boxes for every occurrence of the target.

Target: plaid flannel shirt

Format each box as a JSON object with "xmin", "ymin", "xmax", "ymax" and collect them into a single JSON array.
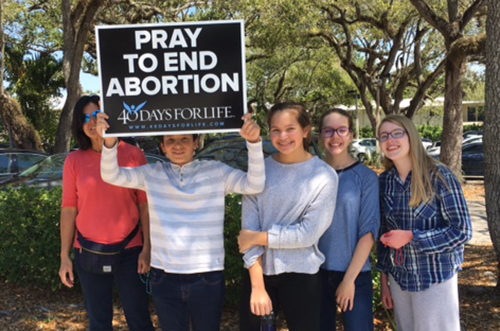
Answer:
[{"xmin": 376, "ymin": 165, "xmax": 472, "ymax": 292}]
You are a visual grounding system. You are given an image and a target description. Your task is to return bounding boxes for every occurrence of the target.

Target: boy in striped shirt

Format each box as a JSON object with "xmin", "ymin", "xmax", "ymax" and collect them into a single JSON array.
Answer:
[{"xmin": 97, "ymin": 113, "xmax": 265, "ymax": 331}]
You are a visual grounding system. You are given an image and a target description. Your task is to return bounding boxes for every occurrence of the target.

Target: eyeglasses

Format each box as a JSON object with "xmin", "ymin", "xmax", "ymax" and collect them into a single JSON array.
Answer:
[
  {"xmin": 378, "ymin": 129, "xmax": 406, "ymax": 142},
  {"xmin": 321, "ymin": 126, "xmax": 351, "ymax": 138},
  {"xmin": 84, "ymin": 110, "xmax": 101, "ymax": 124}
]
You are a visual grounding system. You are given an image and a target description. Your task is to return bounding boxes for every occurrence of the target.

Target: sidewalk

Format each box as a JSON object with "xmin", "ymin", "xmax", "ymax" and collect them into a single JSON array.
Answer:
[{"xmin": 467, "ymin": 198, "xmax": 492, "ymax": 245}]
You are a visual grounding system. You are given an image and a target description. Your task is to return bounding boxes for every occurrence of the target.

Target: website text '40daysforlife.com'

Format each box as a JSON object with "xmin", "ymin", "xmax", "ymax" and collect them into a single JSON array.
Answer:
[{"xmin": 118, "ymin": 105, "xmax": 235, "ymax": 130}]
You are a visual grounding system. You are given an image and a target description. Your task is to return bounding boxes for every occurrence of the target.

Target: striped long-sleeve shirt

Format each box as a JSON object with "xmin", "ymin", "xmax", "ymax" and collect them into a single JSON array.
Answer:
[
  {"xmin": 101, "ymin": 140, "xmax": 265, "ymax": 274},
  {"xmin": 376, "ymin": 165, "xmax": 472, "ymax": 292}
]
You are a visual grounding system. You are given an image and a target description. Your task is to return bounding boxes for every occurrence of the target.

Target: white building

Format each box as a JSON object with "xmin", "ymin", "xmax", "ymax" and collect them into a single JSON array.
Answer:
[{"xmin": 338, "ymin": 97, "xmax": 484, "ymax": 128}]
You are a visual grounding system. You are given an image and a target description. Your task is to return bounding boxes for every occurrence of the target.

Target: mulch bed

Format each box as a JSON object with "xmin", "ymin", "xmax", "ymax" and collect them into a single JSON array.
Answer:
[
  {"xmin": 0, "ymin": 245, "xmax": 497, "ymax": 331},
  {"xmin": 0, "ymin": 182, "xmax": 495, "ymax": 330}
]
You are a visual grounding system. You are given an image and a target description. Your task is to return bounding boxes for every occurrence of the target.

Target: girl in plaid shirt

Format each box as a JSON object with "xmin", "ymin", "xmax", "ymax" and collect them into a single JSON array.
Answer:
[{"xmin": 376, "ymin": 115, "xmax": 472, "ymax": 331}]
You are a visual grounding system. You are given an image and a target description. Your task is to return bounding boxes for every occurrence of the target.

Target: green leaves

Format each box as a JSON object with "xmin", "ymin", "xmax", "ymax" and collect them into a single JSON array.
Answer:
[{"xmin": 0, "ymin": 186, "xmax": 63, "ymax": 289}]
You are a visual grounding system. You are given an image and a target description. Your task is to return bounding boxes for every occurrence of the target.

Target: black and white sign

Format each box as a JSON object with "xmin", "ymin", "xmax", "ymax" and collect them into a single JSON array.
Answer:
[{"xmin": 96, "ymin": 20, "xmax": 247, "ymax": 137}]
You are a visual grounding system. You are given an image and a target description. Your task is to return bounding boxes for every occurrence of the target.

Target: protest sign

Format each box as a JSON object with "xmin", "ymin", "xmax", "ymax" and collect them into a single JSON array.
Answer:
[{"xmin": 96, "ymin": 20, "xmax": 247, "ymax": 137}]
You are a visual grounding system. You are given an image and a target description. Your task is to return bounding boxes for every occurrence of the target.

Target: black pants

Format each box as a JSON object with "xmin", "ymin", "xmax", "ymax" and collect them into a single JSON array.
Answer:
[{"xmin": 239, "ymin": 271, "xmax": 322, "ymax": 331}]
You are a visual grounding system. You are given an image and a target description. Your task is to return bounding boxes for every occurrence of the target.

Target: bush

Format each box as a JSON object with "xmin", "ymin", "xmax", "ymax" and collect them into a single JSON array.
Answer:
[
  {"xmin": 0, "ymin": 186, "xmax": 246, "ymax": 302},
  {"xmin": 359, "ymin": 126, "xmax": 374, "ymax": 138},
  {"xmin": 418, "ymin": 124, "xmax": 442, "ymax": 141},
  {"xmin": 0, "ymin": 187, "xmax": 388, "ymax": 315},
  {"xmin": 463, "ymin": 123, "xmax": 483, "ymax": 133},
  {"xmin": 224, "ymin": 194, "xmax": 244, "ymax": 307},
  {"xmin": 0, "ymin": 186, "xmax": 62, "ymax": 290}
]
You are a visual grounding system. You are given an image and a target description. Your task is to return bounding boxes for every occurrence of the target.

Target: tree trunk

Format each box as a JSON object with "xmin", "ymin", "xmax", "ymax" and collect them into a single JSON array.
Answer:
[
  {"xmin": 485, "ymin": 0, "xmax": 500, "ymax": 290},
  {"xmin": 0, "ymin": 0, "xmax": 43, "ymax": 150},
  {"xmin": 53, "ymin": 0, "xmax": 103, "ymax": 153},
  {"xmin": 439, "ymin": 57, "xmax": 464, "ymax": 179},
  {"xmin": 0, "ymin": 95, "xmax": 44, "ymax": 151},
  {"xmin": 409, "ymin": 0, "xmax": 486, "ymax": 178}
]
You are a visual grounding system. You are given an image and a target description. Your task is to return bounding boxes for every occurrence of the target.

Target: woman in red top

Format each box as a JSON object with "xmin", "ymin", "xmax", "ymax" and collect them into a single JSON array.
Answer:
[{"xmin": 58, "ymin": 95, "xmax": 154, "ymax": 331}]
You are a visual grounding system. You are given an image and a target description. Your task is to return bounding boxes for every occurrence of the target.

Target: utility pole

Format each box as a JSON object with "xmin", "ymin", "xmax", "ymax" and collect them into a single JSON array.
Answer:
[{"xmin": 347, "ymin": 90, "xmax": 360, "ymax": 139}]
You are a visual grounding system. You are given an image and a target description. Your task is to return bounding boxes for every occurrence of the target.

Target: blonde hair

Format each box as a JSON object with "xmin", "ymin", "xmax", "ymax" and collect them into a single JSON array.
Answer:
[{"xmin": 378, "ymin": 114, "xmax": 444, "ymax": 207}]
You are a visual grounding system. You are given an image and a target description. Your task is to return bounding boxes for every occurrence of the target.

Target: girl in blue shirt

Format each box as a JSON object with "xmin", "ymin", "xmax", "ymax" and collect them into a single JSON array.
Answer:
[
  {"xmin": 318, "ymin": 109, "xmax": 380, "ymax": 331},
  {"xmin": 377, "ymin": 114, "xmax": 472, "ymax": 331}
]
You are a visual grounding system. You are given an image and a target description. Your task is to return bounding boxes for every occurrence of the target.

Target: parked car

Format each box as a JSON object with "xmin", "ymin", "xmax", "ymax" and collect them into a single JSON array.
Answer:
[
  {"xmin": 430, "ymin": 141, "xmax": 483, "ymax": 177},
  {"xmin": 427, "ymin": 141, "xmax": 441, "ymax": 155},
  {"xmin": 463, "ymin": 130, "xmax": 482, "ymax": 139},
  {"xmin": 121, "ymin": 136, "xmax": 162, "ymax": 155},
  {"xmin": 428, "ymin": 136, "xmax": 482, "ymax": 158},
  {"xmin": 195, "ymin": 136, "xmax": 323, "ymax": 171},
  {"xmin": 462, "ymin": 135, "xmax": 482, "ymax": 146},
  {"xmin": 0, "ymin": 149, "xmax": 48, "ymax": 179},
  {"xmin": 422, "ymin": 138, "xmax": 433, "ymax": 150},
  {"xmin": 0, "ymin": 151, "xmax": 168, "ymax": 189},
  {"xmin": 350, "ymin": 138, "xmax": 377, "ymax": 162},
  {"xmin": 461, "ymin": 141, "xmax": 484, "ymax": 177}
]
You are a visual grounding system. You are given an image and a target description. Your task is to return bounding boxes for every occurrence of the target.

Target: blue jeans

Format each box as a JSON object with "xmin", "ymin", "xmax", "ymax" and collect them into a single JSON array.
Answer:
[
  {"xmin": 320, "ymin": 270, "xmax": 374, "ymax": 331},
  {"xmin": 150, "ymin": 268, "xmax": 225, "ymax": 331},
  {"xmin": 75, "ymin": 246, "xmax": 154, "ymax": 331}
]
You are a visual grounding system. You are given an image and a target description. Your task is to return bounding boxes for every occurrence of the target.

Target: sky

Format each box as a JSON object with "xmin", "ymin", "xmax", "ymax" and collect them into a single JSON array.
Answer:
[
  {"xmin": 53, "ymin": 72, "xmax": 100, "ymax": 109},
  {"xmin": 81, "ymin": 72, "xmax": 100, "ymax": 93}
]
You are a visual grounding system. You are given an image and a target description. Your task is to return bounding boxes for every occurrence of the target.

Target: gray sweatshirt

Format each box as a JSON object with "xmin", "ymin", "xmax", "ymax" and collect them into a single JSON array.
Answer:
[{"xmin": 242, "ymin": 156, "xmax": 338, "ymax": 275}]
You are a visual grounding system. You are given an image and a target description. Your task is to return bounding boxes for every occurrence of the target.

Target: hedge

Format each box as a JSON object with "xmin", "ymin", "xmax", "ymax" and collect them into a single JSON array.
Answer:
[
  {"xmin": 0, "ymin": 186, "xmax": 62, "ymax": 290},
  {"xmin": 0, "ymin": 187, "xmax": 387, "ymax": 312}
]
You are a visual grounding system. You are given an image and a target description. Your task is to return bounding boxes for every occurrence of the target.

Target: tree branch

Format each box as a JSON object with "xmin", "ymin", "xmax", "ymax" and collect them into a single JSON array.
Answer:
[
  {"xmin": 461, "ymin": 0, "xmax": 486, "ymax": 31},
  {"xmin": 409, "ymin": 0, "xmax": 450, "ymax": 37},
  {"xmin": 447, "ymin": 33, "xmax": 486, "ymax": 62}
]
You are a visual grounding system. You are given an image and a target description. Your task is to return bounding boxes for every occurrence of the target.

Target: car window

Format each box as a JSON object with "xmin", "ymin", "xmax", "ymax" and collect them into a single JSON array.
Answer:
[
  {"xmin": 0, "ymin": 154, "xmax": 13, "ymax": 175},
  {"xmin": 463, "ymin": 144, "xmax": 483, "ymax": 155},
  {"xmin": 145, "ymin": 155, "xmax": 168, "ymax": 164},
  {"xmin": 20, "ymin": 154, "xmax": 67, "ymax": 179},
  {"xmin": 16, "ymin": 154, "xmax": 46, "ymax": 172}
]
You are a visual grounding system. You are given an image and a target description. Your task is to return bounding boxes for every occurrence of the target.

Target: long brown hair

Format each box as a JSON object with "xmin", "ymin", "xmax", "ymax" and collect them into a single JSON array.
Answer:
[
  {"xmin": 72, "ymin": 95, "xmax": 100, "ymax": 151},
  {"xmin": 378, "ymin": 114, "xmax": 444, "ymax": 207}
]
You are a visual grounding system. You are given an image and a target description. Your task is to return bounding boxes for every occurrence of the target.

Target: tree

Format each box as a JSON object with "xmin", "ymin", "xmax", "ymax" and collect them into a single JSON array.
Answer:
[
  {"xmin": 53, "ymin": 0, "xmax": 213, "ymax": 152},
  {"xmin": 309, "ymin": 0, "xmax": 447, "ymax": 130},
  {"xmin": 409, "ymin": 0, "xmax": 486, "ymax": 177},
  {"xmin": 53, "ymin": 0, "xmax": 105, "ymax": 153},
  {"xmin": 0, "ymin": 1, "xmax": 43, "ymax": 150},
  {"xmin": 3, "ymin": 43, "xmax": 65, "ymax": 149},
  {"xmin": 485, "ymin": 0, "xmax": 500, "ymax": 290}
]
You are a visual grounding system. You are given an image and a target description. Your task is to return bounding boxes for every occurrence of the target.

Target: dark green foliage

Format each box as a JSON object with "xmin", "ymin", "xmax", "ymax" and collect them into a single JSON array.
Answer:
[
  {"xmin": 463, "ymin": 123, "xmax": 483, "ymax": 133},
  {"xmin": 0, "ymin": 186, "xmax": 63, "ymax": 290},
  {"xmin": 4, "ymin": 43, "xmax": 65, "ymax": 150},
  {"xmin": 358, "ymin": 123, "xmax": 483, "ymax": 142},
  {"xmin": 359, "ymin": 126, "xmax": 374, "ymax": 138},
  {"xmin": 371, "ymin": 250, "xmax": 396, "ymax": 329},
  {"xmin": 418, "ymin": 124, "xmax": 443, "ymax": 141},
  {"xmin": 0, "ymin": 188, "xmax": 387, "ymax": 315},
  {"xmin": 414, "ymin": 124, "xmax": 483, "ymax": 142},
  {"xmin": 223, "ymin": 194, "xmax": 244, "ymax": 307}
]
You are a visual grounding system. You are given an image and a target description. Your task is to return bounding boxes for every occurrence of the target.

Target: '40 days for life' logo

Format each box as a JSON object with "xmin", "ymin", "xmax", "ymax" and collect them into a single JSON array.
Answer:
[
  {"xmin": 118, "ymin": 101, "xmax": 148, "ymax": 123},
  {"xmin": 117, "ymin": 100, "xmax": 236, "ymax": 125}
]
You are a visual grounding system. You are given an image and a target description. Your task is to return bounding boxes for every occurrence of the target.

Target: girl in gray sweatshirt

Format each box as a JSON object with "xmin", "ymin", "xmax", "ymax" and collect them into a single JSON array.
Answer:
[{"xmin": 238, "ymin": 102, "xmax": 339, "ymax": 331}]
